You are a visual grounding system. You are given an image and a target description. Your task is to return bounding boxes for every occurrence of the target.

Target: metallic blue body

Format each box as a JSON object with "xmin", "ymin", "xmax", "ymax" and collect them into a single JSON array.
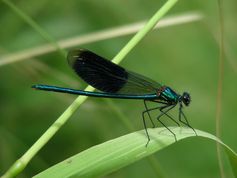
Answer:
[
  {"xmin": 32, "ymin": 84, "xmax": 158, "ymax": 100},
  {"xmin": 32, "ymin": 49, "xmax": 196, "ymax": 146},
  {"xmin": 160, "ymin": 87, "xmax": 180, "ymax": 104}
]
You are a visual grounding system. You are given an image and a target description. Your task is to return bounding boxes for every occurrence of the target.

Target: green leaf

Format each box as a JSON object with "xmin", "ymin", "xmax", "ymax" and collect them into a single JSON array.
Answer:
[
  {"xmin": 226, "ymin": 147, "xmax": 237, "ymax": 177},
  {"xmin": 33, "ymin": 127, "xmax": 237, "ymax": 178}
]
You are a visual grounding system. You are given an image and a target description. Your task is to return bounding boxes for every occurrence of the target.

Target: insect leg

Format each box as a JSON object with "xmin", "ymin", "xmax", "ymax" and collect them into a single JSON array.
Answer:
[
  {"xmin": 179, "ymin": 104, "xmax": 197, "ymax": 136},
  {"xmin": 157, "ymin": 105, "xmax": 177, "ymax": 141},
  {"xmin": 144, "ymin": 100, "xmax": 180, "ymax": 126},
  {"xmin": 143, "ymin": 100, "xmax": 155, "ymax": 128},
  {"xmin": 160, "ymin": 105, "xmax": 180, "ymax": 127},
  {"xmin": 142, "ymin": 102, "xmax": 166, "ymax": 147}
]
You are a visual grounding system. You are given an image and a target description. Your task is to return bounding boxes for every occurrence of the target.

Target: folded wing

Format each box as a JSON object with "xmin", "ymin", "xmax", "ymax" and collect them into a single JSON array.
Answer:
[{"xmin": 67, "ymin": 49, "xmax": 162, "ymax": 95}]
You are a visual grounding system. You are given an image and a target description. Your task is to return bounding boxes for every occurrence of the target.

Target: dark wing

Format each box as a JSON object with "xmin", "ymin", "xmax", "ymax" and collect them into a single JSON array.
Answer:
[{"xmin": 67, "ymin": 49, "xmax": 162, "ymax": 95}]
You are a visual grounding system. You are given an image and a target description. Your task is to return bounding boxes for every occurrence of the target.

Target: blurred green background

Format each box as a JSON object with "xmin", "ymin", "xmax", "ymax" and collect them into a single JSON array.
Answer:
[{"xmin": 0, "ymin": 0, "xmax": 236, "ymax": 177}]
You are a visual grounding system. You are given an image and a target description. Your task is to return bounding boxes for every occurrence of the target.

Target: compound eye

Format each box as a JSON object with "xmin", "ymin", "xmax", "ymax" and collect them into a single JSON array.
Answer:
[{"xmin": 182, "ymin": 92, "xmax": 191, "ymax": 106}]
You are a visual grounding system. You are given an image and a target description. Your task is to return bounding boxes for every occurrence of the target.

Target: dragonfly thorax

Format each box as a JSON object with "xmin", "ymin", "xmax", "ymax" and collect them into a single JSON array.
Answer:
[
  {"xmin": 158, "ymin": 86, "xmax": 179, "ymax": 104},
  {"xmin": 158, "ymin": 86, "xmax": 191, "ymax": 106}
]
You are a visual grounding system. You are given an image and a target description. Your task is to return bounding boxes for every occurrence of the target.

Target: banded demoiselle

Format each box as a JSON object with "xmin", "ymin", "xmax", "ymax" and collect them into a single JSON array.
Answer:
[{"xmin": 32, "ymin": 49, "xmax": 197, "ymax": 145}]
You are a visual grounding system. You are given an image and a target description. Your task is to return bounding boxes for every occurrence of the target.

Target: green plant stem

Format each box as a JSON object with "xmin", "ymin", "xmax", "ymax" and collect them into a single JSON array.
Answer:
[
  {"xmin": 216, "ymin": 0, "xmax": 225, "ymax": 177},
  {"xmin": 0, "ymin": 12, "xmax": 203, "ymax": 67},
  {"xmin": 1, "ymin": 0, "xmax": 66, "ymax": 57},
  {"xmin": 112, "ymin": 0, "xmax": 178, "ymax": 64},
  {"xmin": 1, "ymin": 0, "xmax": 178, "ymax": 177}
]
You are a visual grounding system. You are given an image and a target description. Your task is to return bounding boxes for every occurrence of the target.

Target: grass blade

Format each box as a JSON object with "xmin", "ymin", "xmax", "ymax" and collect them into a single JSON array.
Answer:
[
  {"xmin": 33, "ymin": 127, "xmax": 237, "ymax": 178},
  {"xmin": 0, "ymin": 12, "xmax": 203, "ymax": 66}
]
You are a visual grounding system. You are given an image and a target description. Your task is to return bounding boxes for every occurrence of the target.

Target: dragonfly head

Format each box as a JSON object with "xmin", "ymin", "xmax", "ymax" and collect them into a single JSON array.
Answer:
[{"xmin": 181, "ymin": 92, "xmax": 191, "ymax": 106}]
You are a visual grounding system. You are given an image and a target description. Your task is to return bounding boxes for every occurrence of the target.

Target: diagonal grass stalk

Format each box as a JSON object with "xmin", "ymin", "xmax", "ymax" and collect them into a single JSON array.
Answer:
[
  {"xmin": 1, "ymin": 0, "xmax": 178, "ymax": 177},
  {"xmin": 216, "ymin": 0, "xmax": 225, "ymax": 177},
  {"xmin": 0, "ymin": 12, "xmax": 203, "ymax": 66}
]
